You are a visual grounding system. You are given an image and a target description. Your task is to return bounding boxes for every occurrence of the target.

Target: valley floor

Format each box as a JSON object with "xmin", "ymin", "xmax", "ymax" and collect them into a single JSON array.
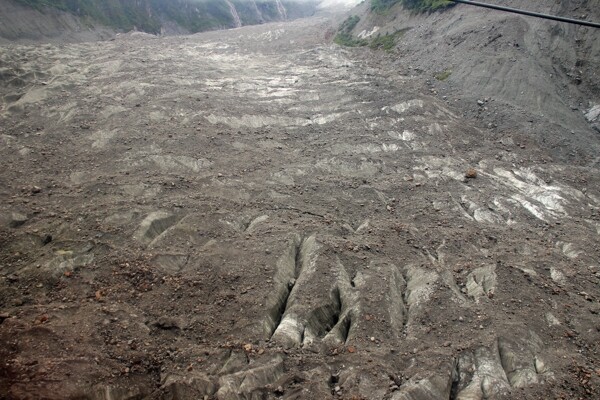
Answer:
[{"xmin": 0, "ymin": 16, "xmax": 599, "ymax": 399}]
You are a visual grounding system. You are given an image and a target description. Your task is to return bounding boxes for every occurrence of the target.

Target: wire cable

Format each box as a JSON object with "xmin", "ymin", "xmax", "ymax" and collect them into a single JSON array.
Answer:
[{"xmin": 448, "ymin": 0, "xmax": 600, "ymax": 29}]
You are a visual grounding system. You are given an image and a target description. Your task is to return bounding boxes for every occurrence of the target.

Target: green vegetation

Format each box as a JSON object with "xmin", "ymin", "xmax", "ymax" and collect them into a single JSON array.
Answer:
[
  {"xmin": 371, "ymin": 0, "xmax": 453, "ymax": 14},
  {"xmin": 334, "ymin": 16, "xmax": 407, "ymax": 51},
  {"xmin": 334, "ymin": 33, "xmax": 368, "ymax": 47},
  {"xmin": 370, "ymin": 0, "xmax": 401, "ymax": 14},
  {"xmin": 369, "ymin": 29, "xmax": 406, "ymax": 51},
  {"xmin": 334, "ymin": 15, "xmax": 368, "ymax": 47},
  {"xmin": 434, "ymin": 69, "xmax": 452, "ymax": 81},
  {"xmin": 339, "ymin": 15, "xmax": 361, "ymax": 34},
  {"xmin": 402, "ymin": 0, "xmax": 453, "ymax": 12}
]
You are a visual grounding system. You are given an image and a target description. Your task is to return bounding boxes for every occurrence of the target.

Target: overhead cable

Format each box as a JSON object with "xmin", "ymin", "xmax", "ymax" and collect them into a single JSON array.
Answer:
[{"xmin": 448, "ymin": 0, "xmax": 600, "ymax": 29}]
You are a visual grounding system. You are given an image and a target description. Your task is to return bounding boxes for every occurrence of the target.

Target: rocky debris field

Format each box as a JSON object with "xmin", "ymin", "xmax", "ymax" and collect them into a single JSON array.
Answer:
[{"xmin": 0, "ymin": 15, "xmax": 599, "ymax": 400}]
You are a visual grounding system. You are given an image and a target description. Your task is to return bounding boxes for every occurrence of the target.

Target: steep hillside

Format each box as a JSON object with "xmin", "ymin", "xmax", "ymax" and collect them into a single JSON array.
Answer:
[
  {"xmin": 0, "ymin": 0, "xmax": 115, "ymax": 42},
  {"xmin": 0, "ymin": 0, "xmax": 319, "ymax": 41},
  {"xmin": 337, "ymin": 0, "xmax": 600, "ymax": 162}
]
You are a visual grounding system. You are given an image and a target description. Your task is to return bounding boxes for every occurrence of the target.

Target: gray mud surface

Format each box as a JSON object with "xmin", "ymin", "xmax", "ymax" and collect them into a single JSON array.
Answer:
[{"xmin": 0, "ymin": 16, "xmax": 599, "ymax": 399}]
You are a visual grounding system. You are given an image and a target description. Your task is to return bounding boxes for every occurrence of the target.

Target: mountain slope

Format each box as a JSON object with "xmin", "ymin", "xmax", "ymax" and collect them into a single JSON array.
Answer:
[
  {"xmin": 338, "ymin": 0, "xmax": 600, "ymax": 162},
  {"xmin": 0, "ymin": 0, "xmax": 319, "ymax": 41}
]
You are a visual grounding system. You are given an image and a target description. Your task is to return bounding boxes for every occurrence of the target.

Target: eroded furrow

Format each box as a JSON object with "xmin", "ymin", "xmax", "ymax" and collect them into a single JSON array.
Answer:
[{"xmin": 265, "ymin": 234, "xmax": 317, "ymax": 342}]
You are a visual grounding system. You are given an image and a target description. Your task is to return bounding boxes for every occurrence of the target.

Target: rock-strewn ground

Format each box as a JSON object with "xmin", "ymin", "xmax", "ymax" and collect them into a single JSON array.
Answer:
[{"xmin": 0, "ymin": 15, "xmax": 599, "ymax": 399}]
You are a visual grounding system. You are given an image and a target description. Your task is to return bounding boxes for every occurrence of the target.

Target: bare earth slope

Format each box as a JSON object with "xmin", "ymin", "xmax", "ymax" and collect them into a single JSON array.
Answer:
[
  {"xmin": 0, "ymin": 15, "xmax": 599, "ymax": 400},
  {"xmin": 351, "ymin": 0, "xmax": 600, "ymax": 161},
  {"xmin": 0, "ymin": 0, "xmax": 115, "ymax": 43},
  {"xmin": 0, "ymin": 0, "xmax": 321, "ymax": 43}
]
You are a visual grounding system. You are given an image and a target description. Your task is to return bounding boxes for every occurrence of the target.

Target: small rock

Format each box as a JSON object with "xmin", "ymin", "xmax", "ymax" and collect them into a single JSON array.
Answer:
[
  {"xmin": 585, "ymin": 104, "xmax": 600, "ymax": 122},
  {"xmin": 477, "ymin": 100, "xmax": 485, "ymax": 106},
  {"xmin": 8, "ymin": 212, "xmax": 28, "ymax": 228},
  {"xmin": 42, "ymin": 234, "xmax": 52, "ymax": 245},
  {"xmin": 534, "ymin": 356, "xmax": 547, "ymax": 374},
  {"xmin": 154, "ymin": 316, "xmax": 182, "ymax": 330},
  {"xmin": 579, "ymin": 291, "xmax": 593, "ymax": 301},
  {"xmin": 545, "ymin": 312, "xmax": 560, "ymax": 326},
  {"xmin": 465, "ymin": 168, "xmax": 477, "ymax": 179}
]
